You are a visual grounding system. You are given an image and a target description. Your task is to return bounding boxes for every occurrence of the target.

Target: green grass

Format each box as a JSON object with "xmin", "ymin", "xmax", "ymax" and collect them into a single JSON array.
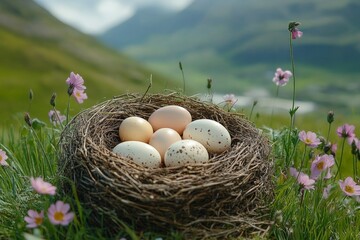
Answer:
[
  {"xmin": 1, "ymin": 91, "xmax": 359, "ymax": 239},
  {"xmin": 1, "ymin": 2, "xmax": 360, "ymax": 238}
]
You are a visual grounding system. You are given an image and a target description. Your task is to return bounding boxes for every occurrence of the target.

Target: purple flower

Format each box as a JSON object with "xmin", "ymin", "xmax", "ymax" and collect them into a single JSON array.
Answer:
[
  {"xmin": 48, "ymin": 110, "xmax": 66, "ymax": 125},
  {"xmin": 310, "ymin": 154, "xmax": 335, "ymax": 180},
  {"xmin": 323, "ymin": 184, "xmax": 332, "ymax": 199},
  {"xmin": 66, "ymin": 72, "xmax": 86, "ymax": 91},
  {"xmin": 24, "ymin": 210, "xmax": 44, "ymax": 228},
  {"xmin": 289, "ymin": 167, "xmax": 315, "ymax": 190},
  {"xmin": 336, "ymin": 124, "xmax": 356, "ymax": 144},
  {"xmin": 339, "ymin": 177, "xmax": 360, "ymax": 196},
  {"xmin": 30, "ymin": 177, "xmax": 56, "ymax": 195},
  {"xmin": 298, "ymin": 130, "xmax": 321, "ymax": 148},
  {"xmin": 0, "ymin": 149, "xmax": 9, "ymax": 166},
  {"xmin": 298, "ymin": 172, "xmax": 315, "ymax": 190},
  {"xmin": 291, "ymin": 28, "xmax": 303, "ymax": 39},
  {"xmin": 289, "ymin": 167, "xmax": 299, "ymax": 177},
  {"xmin": 73, "ymin": 89, "xmax": 88, "ymax": 104},
  {"xmin": 223, "ymin": 94, "xmax": 237, "ymax": 106},
  {"xmin": 48, "ymin": 201, "xmax": 75, "ymax": 226},
  {"xmin": 272, "ymin": 68, "xmax": 292, "ymax": 86}
]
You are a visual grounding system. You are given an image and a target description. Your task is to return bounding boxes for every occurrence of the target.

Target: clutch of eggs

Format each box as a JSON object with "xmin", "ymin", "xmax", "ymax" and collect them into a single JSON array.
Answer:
[{"xmin": 113, "ymin": 105, "xmax": 232, "ymax": 168}]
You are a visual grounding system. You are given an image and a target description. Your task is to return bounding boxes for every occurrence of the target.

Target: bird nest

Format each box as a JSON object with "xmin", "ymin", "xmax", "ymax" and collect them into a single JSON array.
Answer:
[{"xmin": 58, "ymin": 93, "xmax": 273, "ymax": 239}]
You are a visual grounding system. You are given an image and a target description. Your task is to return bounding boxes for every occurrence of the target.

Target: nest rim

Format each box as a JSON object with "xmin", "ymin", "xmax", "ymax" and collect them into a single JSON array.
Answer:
[{"xmin": 59, "ymin": 92, "xmax": 273, "ymax": 239}]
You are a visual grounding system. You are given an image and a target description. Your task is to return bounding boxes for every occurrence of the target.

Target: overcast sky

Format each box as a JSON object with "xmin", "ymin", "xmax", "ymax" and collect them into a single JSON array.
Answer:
[{"xmin": 33, "ymin": 0, "xmax": 193, "ymax": 34}]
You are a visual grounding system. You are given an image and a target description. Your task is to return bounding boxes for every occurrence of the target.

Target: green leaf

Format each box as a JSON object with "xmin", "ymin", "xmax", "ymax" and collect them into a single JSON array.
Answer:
[{"xmin": 31, "ymin": 118, "xmax": 46, "ymax": 130}]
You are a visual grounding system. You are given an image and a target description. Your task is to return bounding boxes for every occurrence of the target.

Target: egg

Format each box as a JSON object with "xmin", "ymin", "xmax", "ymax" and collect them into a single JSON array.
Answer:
[
  {"xmin": 148, "ymin": 105, "xmax": 192, "ymax": 134},
  {"xmin": 112, "ymin": 141, "xmax": 161, "ymax": 168},
  {"xmin": 164, "ymin": 140, "xmax": 209, "ymax": 167},
  {"xmin": 149, "ymin": 128, "xmax": 182, "ymax": 161},
  {"xmin": 119, "ymin": 116, "xmax": 153, "ymax": 143},
  {"xmin": 183, "ymin": 119, "xmax": 231, "ymax": 153}
]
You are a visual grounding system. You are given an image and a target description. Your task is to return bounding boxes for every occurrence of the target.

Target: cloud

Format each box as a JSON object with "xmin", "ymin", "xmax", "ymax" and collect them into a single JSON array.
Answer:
[{"xmin": 34, "ymin": 0, "xmax": 193, "ymax": 34}]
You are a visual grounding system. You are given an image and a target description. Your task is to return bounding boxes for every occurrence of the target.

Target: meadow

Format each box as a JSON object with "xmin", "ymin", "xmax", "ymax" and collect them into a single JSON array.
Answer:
[{"xmin": 1, "ymin": 23, "xmax": 360, "ymax": 240}]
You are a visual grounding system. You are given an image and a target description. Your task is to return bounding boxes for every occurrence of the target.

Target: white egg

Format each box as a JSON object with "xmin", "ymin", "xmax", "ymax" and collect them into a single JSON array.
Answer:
[
  {"xmin": 113, "ymin": 141, "xmax": 161, "ymax": 168},
  {"xmin": 164, "ymin": 140, "xmax": 209, "ymax": 167},
  {"xmin": 183, "ymin": 119, "xmax": 231, "ymax": 154}
]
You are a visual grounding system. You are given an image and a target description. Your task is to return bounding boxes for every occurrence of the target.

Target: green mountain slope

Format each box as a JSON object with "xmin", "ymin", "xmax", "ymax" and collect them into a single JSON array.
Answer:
[
  {"xmin": 0, "ymin": 0, "xmax": 175, "ymax": 127},
  {"xmin": 99, "ymin": 0, "xmax": 360, "ymax": 112}
]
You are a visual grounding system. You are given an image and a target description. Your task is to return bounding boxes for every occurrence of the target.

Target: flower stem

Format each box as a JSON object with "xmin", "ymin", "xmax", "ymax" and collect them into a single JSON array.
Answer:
[
  {"xmin": 334, "ymin": 137, "xmax": 346, "ymax": 179},
  {"xmin": 52, "ymin": 107, "xmax": 64, "ymax": 130},
  {"xmin": 289, "ymin": 31, "xmax": 297, "ymax": 130},
  {"xmin": 285, "ymin": 32, "xmax": 298, "ymax": 165},
  {"xmin": 179, "ymin": 61, "xmax": 186, "ymax": 94},
  {"xmin": 326, "ymin": 123, "xmax": 332, "ymax": 144},
  {"xmin": 249, "ymin": 100, "xmax": 257, "ymax": 120},
  {"xmin": 66, "ymin": 95, "xmax": 71, "ymax": 125}
]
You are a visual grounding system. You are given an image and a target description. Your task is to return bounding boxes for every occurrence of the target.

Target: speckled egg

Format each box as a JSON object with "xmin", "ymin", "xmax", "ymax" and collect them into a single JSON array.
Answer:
[
  {"xmin": 182, "ymin": 119, "xmax": 231, "ymax": 154},
  {"xmin": 112, "ymin": 141, "xmax": 161, "ymax": 168},
  {"xmin": 119, "ymin": 116, "xmax": 153, "ymax": 143},
  {"xmin": 164, "ymin": 140, "xmax": 209, "ymax": 167},
  {"xmin": 148, "ymin": 105, "xmax": 192, "ymax": 134}
]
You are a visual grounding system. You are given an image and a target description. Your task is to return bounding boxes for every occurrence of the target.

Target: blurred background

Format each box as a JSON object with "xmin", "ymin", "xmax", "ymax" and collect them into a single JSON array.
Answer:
[{"xmin": 1, "ymin": 0, "xmax": 359, "ymax": 127}]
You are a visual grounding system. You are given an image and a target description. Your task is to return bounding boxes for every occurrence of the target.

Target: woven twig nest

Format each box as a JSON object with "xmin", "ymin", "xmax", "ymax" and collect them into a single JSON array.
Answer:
[{"xmin": 59, "ymin": 93, "xmax": 273, "ymax": 239}]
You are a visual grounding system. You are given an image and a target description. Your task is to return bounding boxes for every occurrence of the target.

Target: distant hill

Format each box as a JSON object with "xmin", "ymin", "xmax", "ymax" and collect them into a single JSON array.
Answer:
[
  {"xmin": 0, "ymin": 0, "xmax": 175, "ymax": 127},
  {"xmin": 99, "ymin": 0, "xmax": 360, "ymax": 112}
]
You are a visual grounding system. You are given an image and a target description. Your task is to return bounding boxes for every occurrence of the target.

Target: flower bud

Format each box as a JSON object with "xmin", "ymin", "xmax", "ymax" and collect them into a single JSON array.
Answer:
[
  {"xmin": 327, "ymin": 111, "xmax": 334, "ymax": 124},
  {"xmin": 24, "ymin": 112, "xmax": 32, "ymax": 127},
  {"xmin": 50, "ymin": 93, "xmax": 56, "ymax": 107},
  {"xmin": 29, "ymin": 89, "xmax": 33, "ymax": 101},
  {"xmin": 207, "ymin": 78, "xmax": 212, "ymax": 89},
  {"xmin": 288, "ymin": 21, "xmax": 300, "ymax": 31},
  {"xmin": 67, "ymin": 84, "xmax": 75, "ymax": 96},
  {"xmin": 179, "ymin": 61, "xmax": 183, "ymax": 71},
  {"xmin": 324, "ymin": 143, "xmax": 331, "ymax": 154}
]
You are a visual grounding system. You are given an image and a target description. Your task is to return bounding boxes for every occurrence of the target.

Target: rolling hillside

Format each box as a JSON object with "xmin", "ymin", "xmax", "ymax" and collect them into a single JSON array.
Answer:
[
  {"xmin": 99, "ymin": 0, "xmax": 360, "ymax": 113},
  {"xmin": 0, "ymin": 0, "xmax": 176, "ymax": 127}
]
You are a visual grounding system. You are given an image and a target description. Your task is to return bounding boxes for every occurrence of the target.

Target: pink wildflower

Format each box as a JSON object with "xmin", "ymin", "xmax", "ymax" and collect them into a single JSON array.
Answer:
[
  {"xmin": 298, "ymin": 130, "xmax": 321, "ymax": 148},
  {"xmin": 323, "ymin": 185, "xmax": 332, "ymax": 199},
  {"xmin": 289, "ymin": 167, "xmax": 298, "ymax": 177},
  {"xmin": 331, "ymin": 143, "xmax": 337, "ymax": 155},
  {"xmin": 336, "ymin": 124, "xmax": 356, "ymax": 145},
  {"xmin": 48, "ymin": 200, "xmax": 74, "ymax": 226},
  {"xmin": 351, "ymin": 138, "xmax": 360, "ymax": 153},
  {"xmin": 291, "ymin": 28, "xmax": 303, "ymax": 39},
  {"xmin": 223, "ymin": 94, "xmax": 237, "ymax": 106},
  {"xmin": 339, "ymin": 177, "xmax": 360, "ymax": 196},
  {"xmin": 48, "ymin": 110, "xmax": 66, "ymax": 125},
  {"xmin": 310, "ymin": 154, "xmax": 335, "ymax": 180},
  {"xmin": 24, "ymin": 210, "xmax": 44, "ymax": 228},
  {"xmin": 0, "ymin": 149, "xmax": 9, "ymax": 166},
  {"xmin": 272, "ymin": 68, "xmax": 292, "ymax": 86},
  {"xmin": 289, "ymin": 167, "xmax": 315, "ymax": 190},
  {"xmin": 298, "ymin": 172, "xmax": 315, "ymax": 190},
  {"xmin": 66, "ymin": 72, "xmax": 86, "ymax": 91},
  {"xmin": 73, "ymin": 89, "xmax": 88, "ymax": 104},
  {"xmin": 30, "ymin": 177, "xmax": 56, "ymax": 196}
]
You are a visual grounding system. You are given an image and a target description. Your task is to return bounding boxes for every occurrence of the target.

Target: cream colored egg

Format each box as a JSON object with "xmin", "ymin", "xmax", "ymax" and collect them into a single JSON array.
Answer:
[
  {"xmin": 112, "ymin": 141, "xmax": 161, "ymax": 168},
  {"xmin": 119, "ymin": 116, "xmax": 153, "ymax": 143},
  {"xmin": 183, "ymin": 119, "xmax": 231, "ymax": 154},
  {"xmin": 164, "ymin": 140, "xmax": 209, "ymax": 167},
  {"xmin": 148, "ymin": 105, "xmax": 192, "ymax": 135},
  {"xmin": 149, "ymin": 128, "xmax": 182, "ymax": 161}
]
